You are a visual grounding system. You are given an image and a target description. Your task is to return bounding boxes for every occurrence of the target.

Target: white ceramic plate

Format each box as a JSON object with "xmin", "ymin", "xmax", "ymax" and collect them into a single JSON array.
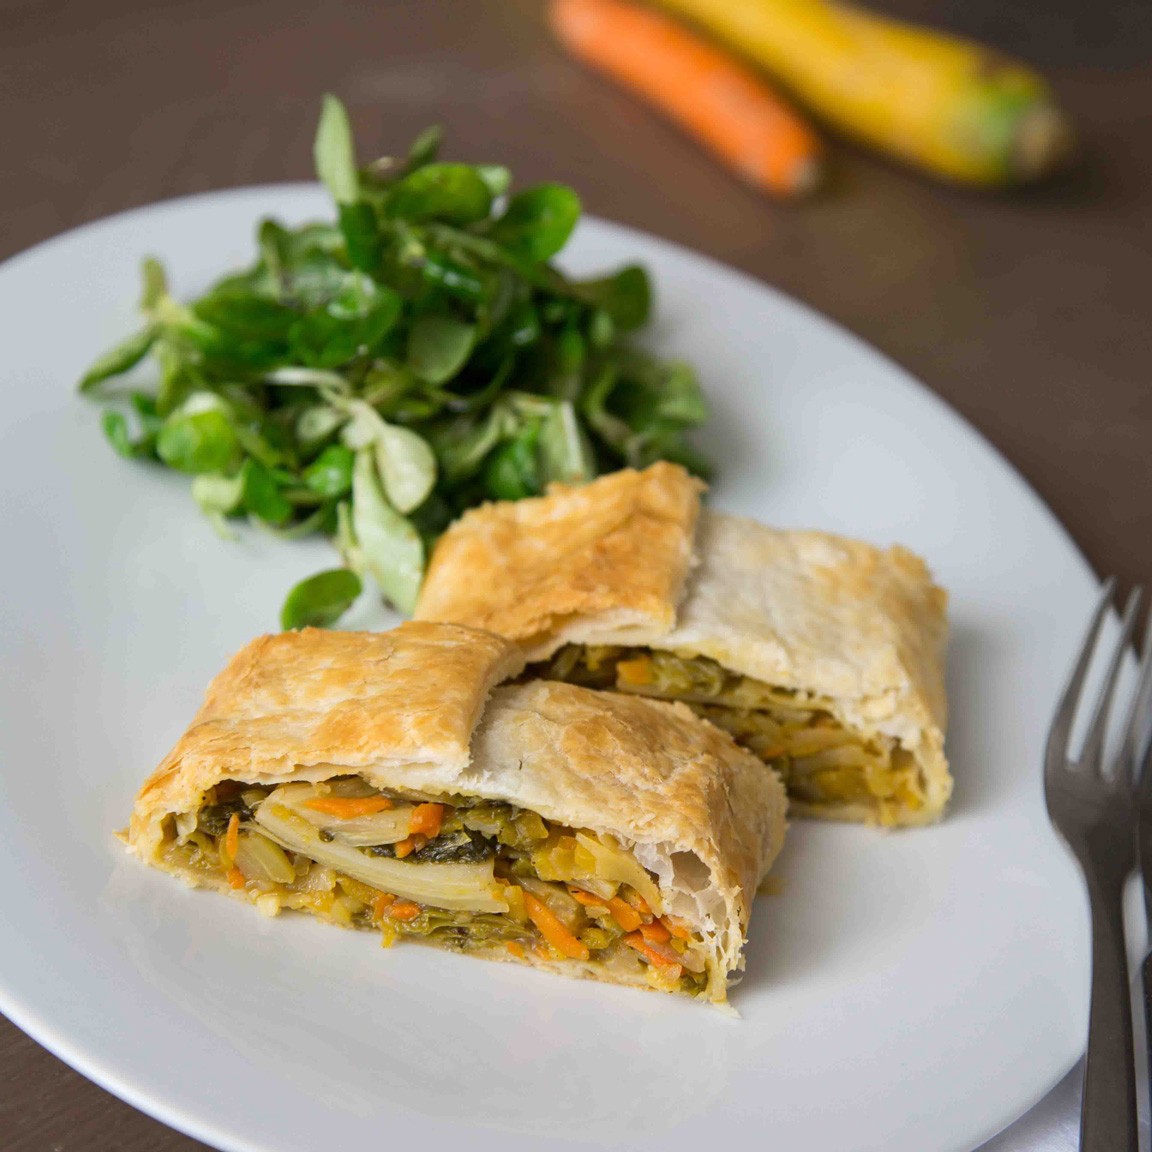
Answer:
[{"xmin": 0, "ymin": 187, "xmax": 1093, "ymax": 1152}]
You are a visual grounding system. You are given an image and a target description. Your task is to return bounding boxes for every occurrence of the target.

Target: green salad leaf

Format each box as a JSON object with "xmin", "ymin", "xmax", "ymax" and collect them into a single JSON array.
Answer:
[
  {"xmin": 349, "ymin": 449, "xmax": 425, "ymax": 615},
  {"xmin": 406, "ymin": 314, "xmax": 475, "ymax": 384},
  {"xmin": 577, "ymin": 264, "xmax": 651, "ymax": 332},
  {"xmin": 387, "ymin": 163, "xmax": 494, "ymax": 226},
  {"xmin": 491, "ymin": 184, "xmax": 581, "ymax": 263},
  {"xmin": 80, "ymin": 326, "xmax": 157, "ymax": 393},
  {"xmin": 281, "ymin": 568, "xmax": 364, "ymax": 630},
  {"xmin": 77, "ymin": 94, "xmax": 710, "ymax": 627},
  {"xmin": 156, "ymin": 395, "xmax": 242, "ymax": 474},
  {"xmin": 303, "ymin": 444, "xmax": 355, "ymax": 497},
  {"xmin": 314, "ymin": 94, "xmax": 360, "ymax": 206}
]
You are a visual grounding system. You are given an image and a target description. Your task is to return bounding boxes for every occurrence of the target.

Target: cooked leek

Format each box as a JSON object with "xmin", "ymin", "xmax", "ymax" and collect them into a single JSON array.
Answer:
[
  {"xmin": 235, "ymin": 831, "xmax": 296, "ymax": 885},
  {"xmin": 574, "ymin": 833, "xmax": 663, "ymax": 914},
  {"xmin": 543, "ymin": 644, "xmax": 926, "ymax": 818}
]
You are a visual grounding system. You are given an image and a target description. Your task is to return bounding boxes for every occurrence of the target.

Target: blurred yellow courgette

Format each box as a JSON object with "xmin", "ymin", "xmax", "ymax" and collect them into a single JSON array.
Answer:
[{"xmin": 651, "ymin": 0, "xmax": 1074, "ymax": 185}]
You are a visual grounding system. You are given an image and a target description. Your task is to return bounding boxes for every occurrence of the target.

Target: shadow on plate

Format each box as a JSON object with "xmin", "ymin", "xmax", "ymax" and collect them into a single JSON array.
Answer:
[
  {"xmin": 941, "ymin": 616, "xmax": 1013, "ymax": 820},
  {"xmin": 736, "ymin": 615, "xmax": 995, "ymax": 1003},
  {"xmin": 733, "ymin": 823, "xmax": 883, "ymax": 999}
]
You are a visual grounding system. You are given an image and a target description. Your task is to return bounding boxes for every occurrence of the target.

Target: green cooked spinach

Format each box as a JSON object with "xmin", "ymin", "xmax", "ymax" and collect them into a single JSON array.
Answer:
[{"xmin": 79, "ymin": 95, "xmax": 710, "ymax": 625}]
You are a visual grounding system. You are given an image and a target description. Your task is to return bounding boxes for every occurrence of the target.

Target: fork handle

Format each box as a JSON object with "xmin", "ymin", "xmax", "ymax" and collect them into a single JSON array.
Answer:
[
  {"xmin": 1143, "ymin": 950, "xmax": 1152, "ymax": 1136},
  {"xmin": 1082, "ymin": 869, "xmax": 1137, "ymax": 1152}
]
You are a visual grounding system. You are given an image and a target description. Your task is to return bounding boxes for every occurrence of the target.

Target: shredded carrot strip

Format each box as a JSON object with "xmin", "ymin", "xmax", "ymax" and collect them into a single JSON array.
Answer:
[
  {"xmin": 393, "ymin": 834, "xmax": 428, "ymax": 859},
  {"xmin": 372, "ymin": 892, "xmax": 396, "ymax": 921},
  {"xmin": 224, "ymin": 812, "xmax": 240, "ymax": 861},
  {"xmin": 524, "ymin": 892, "xmax": 591, "ymax": 961},
  {"xmin": 640, "ymin": 919, "xmax": 671, "ymax": 944},
  {"xmin": 607, "ymin": 896, "xmax": 643, "ymax": 933},
  {"xmin": 506, "ymin": 941, "xmax": 526, "ymax": 959},
  {"xmin": 625, "ymin": 931, "xmax": 683, "ymax": 976},
  {"xmin": 408, "ymin": 802, "xmax": 446, "ymax": 838},
  {"xmin": 387, "ymin": 900, "xmax": 422, "ymax": 922},
  {"xmin": 303, "ymin": 795, "xmax": 394, "ymax": 818},
  {"xmin": 227, "ymin": 866, "xmax": 246, "ymax": 890},
  {"xmin": 661, "ymin": 916, "xmax": 692, "ymax": 941},
  {"xmin": 567, "ymin": 886, "xmax": 607, "ymax": 907}
]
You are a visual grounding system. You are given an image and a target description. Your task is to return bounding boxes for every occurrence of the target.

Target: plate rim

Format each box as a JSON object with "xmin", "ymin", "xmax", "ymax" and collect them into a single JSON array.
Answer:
[{"xmin": 0, "ymin": 183, "xmax": 1094, "ymax": 1152}]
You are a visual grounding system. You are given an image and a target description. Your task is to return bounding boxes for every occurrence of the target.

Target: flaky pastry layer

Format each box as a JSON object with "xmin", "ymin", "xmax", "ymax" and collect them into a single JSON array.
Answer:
[
  {"xmin": 127, "ymin": 622, "xmax": 784, "ymax": 1003},
  {"xmin": 415, "ymin": 465, "xmax": 952, "ymax": 825}
]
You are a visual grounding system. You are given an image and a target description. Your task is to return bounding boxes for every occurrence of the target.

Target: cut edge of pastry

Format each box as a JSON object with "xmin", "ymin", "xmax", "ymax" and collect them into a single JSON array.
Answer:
[
  {"xmin": 125, "ymin": 629, "xmax": 785, "ymax": 1007},
  {"xmin": 786, "ymin": 727, "xmax": 951, "ymax": 827},
  {"xmin": 429, "ymin": 475, "xmax": 955, "ymax": 830}
]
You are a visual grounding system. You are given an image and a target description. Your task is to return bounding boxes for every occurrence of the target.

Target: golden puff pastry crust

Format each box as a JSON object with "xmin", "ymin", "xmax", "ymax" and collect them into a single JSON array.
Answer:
[
  {"xmin": 471, "ymin": 681, "xmax": 786, "ymax": 988},
  {"xmin": 414, "ymin": 465, "xmax": 951, "ymax": 826},
  {"xmin": 663, "ymin": 511, "xmax": 950, "ymax": 824},
  {"xmin": 129, "ymin": 622, "xmax": 524, "ymax": 861},
  {"xmin": 667, "ymin": 512, "xmax": 948, "ymax": 730},
  {"xmin": 127, "ymin": 622, "xmax": 784, "ymax": 1003},
  {"xmin": 415, "ymin": 461, "xmax": 703, "ymax": 654}
]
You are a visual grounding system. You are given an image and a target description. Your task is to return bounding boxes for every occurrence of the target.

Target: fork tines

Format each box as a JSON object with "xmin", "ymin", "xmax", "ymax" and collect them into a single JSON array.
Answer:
[{"xmin": 1044, "ymin": 578, "xmax": 1145, "ymax": 1152}]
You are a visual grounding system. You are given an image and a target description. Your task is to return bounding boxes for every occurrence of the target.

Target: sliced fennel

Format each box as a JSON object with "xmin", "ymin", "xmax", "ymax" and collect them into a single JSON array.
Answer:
[
  {"xmin": 253, "ymin": 802, "xmax": 508, "ymax": 913},
  {"xmin": 268, "ymin": 782, "xmax": 414, "ymax": 846}
]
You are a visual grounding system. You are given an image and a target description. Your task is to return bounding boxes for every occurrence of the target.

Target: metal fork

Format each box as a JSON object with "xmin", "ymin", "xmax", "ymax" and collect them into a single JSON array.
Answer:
[{"xmin": 1045, "ymin": 578, "xmax": 1142, "ymax": 1152}]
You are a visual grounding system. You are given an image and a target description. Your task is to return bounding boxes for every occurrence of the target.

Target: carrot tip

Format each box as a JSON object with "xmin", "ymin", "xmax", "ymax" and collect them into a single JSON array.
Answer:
[{"xmin": 790, "ymin": 156, "xmax": 824, "ymax": 198}]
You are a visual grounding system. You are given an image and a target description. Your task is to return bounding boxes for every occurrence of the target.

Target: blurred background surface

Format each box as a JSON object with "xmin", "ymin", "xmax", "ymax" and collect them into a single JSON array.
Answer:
[{"xmin": 1, "ymin": 0, "xmax": 1150, "ymax": 1146}]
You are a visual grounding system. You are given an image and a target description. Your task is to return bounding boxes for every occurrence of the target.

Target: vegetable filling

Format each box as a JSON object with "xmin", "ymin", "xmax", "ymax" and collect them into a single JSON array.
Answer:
[
  {"xmin": 162, "ymin": 776, "xmax": 708, "ymax": 993},
  {"xmin": 535, "ymin": 645, "xmax": 925, "ymax": 824}
]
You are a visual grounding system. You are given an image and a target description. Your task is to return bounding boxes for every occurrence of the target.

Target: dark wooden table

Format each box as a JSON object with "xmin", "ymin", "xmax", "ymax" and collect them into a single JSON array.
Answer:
[{"xmin": 2, "ymin": 0, "xmax": 1149, "ymax": 1146}]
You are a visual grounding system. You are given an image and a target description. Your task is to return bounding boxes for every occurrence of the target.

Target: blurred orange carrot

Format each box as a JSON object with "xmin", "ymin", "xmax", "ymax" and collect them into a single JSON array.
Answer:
[{"xmin": 549, "ymin": 0, "xmax": 821, "ymax": 198}]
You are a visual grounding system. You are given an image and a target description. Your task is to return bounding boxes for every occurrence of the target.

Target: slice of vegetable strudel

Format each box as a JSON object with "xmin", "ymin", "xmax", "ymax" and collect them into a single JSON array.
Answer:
[
  {"xmin": 126, "ymin": 621, "xmax": 785, "ymax": 1005},
  {"xmin": 415, "ymin": 464, "xmax": 951, "ymax": 827}
]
